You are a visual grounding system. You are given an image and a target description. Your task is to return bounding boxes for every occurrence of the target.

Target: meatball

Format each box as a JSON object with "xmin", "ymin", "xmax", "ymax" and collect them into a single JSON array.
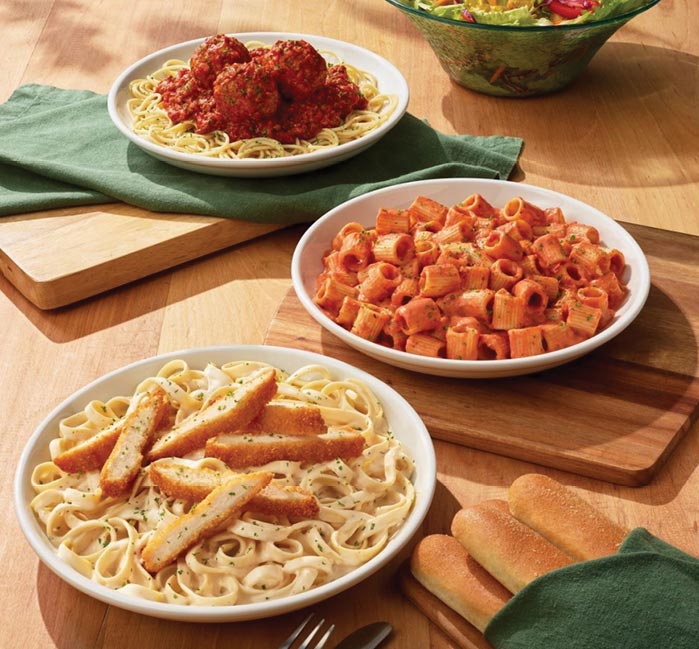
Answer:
[
  {"xmin": 193, "ymin": 94, "xmax": 225, "ymax": 134},
  {"xmin": 213, "ymin": 60, "xmax": 280, "ymax": 121},
  {"xmin": 269, "ymin": 39, "xmax": 327, "ymax": 101},
  {"xmin": 248, "ymin": 46, "xmax": 273, "ymax": 63},
  {"xmin": 277, "ymin": 65, "xmax": 368, "ymax": 141},
  {"xmin": 190, "ymin": 34, "xmax": 251, "ymax": 88},
  {"xmin": 323, "ymin": 64, "xmax": 368, "ymax": 115}
]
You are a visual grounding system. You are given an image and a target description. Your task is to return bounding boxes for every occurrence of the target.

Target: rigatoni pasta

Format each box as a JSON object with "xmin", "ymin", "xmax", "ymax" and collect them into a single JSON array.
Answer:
[{"xmin": 313, "ymin": 193, "xmax": 630, "ymax": 360}]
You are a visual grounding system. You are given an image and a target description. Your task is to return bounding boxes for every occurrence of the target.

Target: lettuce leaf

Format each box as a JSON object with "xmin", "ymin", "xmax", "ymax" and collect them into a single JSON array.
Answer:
[
  {"xmin": 468, "ymin": 6, "xmax": 538, "ymax": 25},
  {"xmin": 406, "ymin": 0, "xmax": 654, "ymax": 26},
  {"xmin": 579, "ymin": 0, "xmax": 651, "ymax": 22}
]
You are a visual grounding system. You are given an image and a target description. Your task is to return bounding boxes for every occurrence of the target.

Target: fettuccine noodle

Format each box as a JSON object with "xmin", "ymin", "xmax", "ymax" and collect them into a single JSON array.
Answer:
[{"xmin": 30, "ymin": 361, "xmax": 415, "ymax": 606}]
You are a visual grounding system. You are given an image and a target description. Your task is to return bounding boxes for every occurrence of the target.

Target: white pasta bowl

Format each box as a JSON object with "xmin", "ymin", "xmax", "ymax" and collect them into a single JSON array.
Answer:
[
  {"xmin": 14, "ymin": 345, "xmax": 435, "ymax": 621},
  {"xmin": 291, "ymin": 178, "xmax": 651, "ymax": 378},
  {"xmin": 107, "ymin": 32, "xmax": 409, "ymax": 177}
]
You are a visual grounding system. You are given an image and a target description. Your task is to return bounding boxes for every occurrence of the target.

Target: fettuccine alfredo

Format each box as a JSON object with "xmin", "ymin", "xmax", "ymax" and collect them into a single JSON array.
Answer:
[{"xmin": 30, "ymin": 360, "xmax": 415, "ymax": 606}]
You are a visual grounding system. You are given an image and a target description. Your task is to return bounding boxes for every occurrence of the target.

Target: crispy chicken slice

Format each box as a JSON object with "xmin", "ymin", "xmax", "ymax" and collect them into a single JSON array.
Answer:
[
  {"xmin": 100, "ymin": 385, "xmax": 169, "ymax": 496},
  {"xmin": 147, "ymin": 368, "xmax": 277, "ymax": 461},
  {"xmin": 149, "ymin": 458, "xmax": 319, "ymax": 518},
  {"xmin": 249, "ymin": 484, "xmax": 320, "ymax": 519},
  {"xmin": 246, "ymin": 401, "xmax": 327, "ymax": 436},
  {"xmin": 53, "ymin": 418, "xmax": 123, "ymax": 474},
  {"xmin": 205, "ymin": 429, "xmax": 365, "ymax": 468},
  {"xmin": 141, "ymin": 470, "xmax": 273, "ymax": 573}
]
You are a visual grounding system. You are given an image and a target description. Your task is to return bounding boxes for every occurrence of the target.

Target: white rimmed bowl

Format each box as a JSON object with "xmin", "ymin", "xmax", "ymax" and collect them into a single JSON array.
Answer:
[
  {"xmin": 107, "ymin": 33, "xmax": 409, "ymax": 177},
  {"xmin": 291, "ymin": 178, "xmax": 650, "ymax": 379},
  {"xmin": 14, "ymin": 345, "xmax": 435, "ymax": 621}
]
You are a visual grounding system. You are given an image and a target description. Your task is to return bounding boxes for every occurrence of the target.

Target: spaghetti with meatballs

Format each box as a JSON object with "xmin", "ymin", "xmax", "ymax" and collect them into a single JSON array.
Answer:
[{"xmin": 127, "ymin": 35, "xmax": 398, "ymax": 160}]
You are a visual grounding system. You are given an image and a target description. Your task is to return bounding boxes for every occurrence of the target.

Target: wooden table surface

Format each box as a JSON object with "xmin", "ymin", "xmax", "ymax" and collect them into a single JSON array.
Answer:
[{"xmin": 2, "ymin": 1, "xmax": 697, "ymax": 648}]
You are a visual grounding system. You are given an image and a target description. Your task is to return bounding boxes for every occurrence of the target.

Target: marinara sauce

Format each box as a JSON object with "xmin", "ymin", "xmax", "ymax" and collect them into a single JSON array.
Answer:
[{"xmin": 157, "ymin": 35, "xmax": 368, "ymax": 143}]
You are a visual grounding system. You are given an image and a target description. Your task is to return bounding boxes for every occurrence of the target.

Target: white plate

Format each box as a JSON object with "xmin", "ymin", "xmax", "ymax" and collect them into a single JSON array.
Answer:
[
  {"xmin": 14, "ymin": 345, "xmax": 435, "ymax": 621},
  {"xmin": 107, "ymin": 33, "xmax": 409, "ymax": 177},
  {"xmin": 291, "ymin": 178, "xmax": 651, "ymax": 378}
]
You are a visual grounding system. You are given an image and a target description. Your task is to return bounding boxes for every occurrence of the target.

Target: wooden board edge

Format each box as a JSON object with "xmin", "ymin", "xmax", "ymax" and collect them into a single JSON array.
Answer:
[
  {"xmin": 264, "ymin": 287, "xmax": 697, "ymax": 487},
  {"xmin": 430, "ymin": 374, "xmax": 699, "ymax": 487},
  {"xmin": 1, "ymin": 220, "xmax": 283, "ymax": 309},
  {"xmin": 428, "ymin": 428, "xmax": 657, "ymax": 487},
  {"xmin": 0, "ymin": 247, "xmax": 44, "ymax": 308}
]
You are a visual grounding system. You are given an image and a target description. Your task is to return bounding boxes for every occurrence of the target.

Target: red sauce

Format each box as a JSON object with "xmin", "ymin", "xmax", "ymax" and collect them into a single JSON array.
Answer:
[
  {"xmin": 190, "ymin": 34, "xmax": 250, "ymax": 87},
  {"xmin": 157, "ymin": 36, "xmax": 368, "ymax": 144}
]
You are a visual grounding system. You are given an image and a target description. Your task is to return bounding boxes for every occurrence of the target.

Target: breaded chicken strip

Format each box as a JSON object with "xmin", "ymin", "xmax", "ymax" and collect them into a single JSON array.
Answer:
[
  {"xmin": 249, "ymin": 484, "xmax": 320, "ymax": 519},
  {"xmin": 205, "ymin": 429, "xmax": 365, "ymax": 468},
  {"xmin": 141, "ymin": 470, "xmax": 273, "ymax": 573},
  {"xmin": 246, "ymin": 401, "xmax": 327, "ymax": 436},
  {"xmin": 148, "ymin": 459, "xmax": 226, "ymax": 501},
  {"xmin": 147, "ymin": 368, "xmax": 277, "ymax": 461},
  {"xmin": 100, "ymin": 386, "xmax": 170, "ymax": 497},
  {"xmin": 149, "ymin": 459, "xmax": 319, "ymax": 518},
  {"xmin": 53, "ymin": 418, "xmax": 123, "ymax": 474}
]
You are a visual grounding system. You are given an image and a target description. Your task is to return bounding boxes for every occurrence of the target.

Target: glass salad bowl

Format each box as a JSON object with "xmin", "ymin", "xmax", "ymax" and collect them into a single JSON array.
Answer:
[{"xmin": 385, "ymin": 0, "xmax": 661, "ymax": 96}]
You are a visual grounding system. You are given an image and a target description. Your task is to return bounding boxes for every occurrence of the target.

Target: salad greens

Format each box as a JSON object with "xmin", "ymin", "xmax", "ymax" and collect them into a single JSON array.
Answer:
[{"xmin": 406, "ymin": 0, "xmax": 652, "ymax": 26}]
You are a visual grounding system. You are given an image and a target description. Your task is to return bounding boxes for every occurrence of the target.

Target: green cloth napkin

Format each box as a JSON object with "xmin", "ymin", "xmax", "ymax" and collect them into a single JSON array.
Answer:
[
  {"xmin": 0, "ymin": 84, "xmax": 523, "ymax": 222},
  {"xmin": 485, "ymin": 528, "xmax": 699, "ymax": 649}
]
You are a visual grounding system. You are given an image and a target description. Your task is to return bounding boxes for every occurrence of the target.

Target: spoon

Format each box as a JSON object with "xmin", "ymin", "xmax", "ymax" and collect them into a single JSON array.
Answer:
[{"xmin": 333, "ymin": 621, "xmax": 393, "ymax": 649}]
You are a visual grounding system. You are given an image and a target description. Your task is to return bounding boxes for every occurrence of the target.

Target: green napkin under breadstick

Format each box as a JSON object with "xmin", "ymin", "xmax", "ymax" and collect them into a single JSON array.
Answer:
[
  {"xmin": 485, "ymin": 527, "xmax": 699, "ymax": 649},
  {"xmin": 411, "ymin": 474, "xmax": 699, "ymax": 649}
]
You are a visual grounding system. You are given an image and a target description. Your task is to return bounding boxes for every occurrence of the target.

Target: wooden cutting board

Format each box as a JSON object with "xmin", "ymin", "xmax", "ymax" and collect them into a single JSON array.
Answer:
[
  {"xmin": 265, "ymin": 222, "xmax": 699, "ymax": 486},
  {"xmin": 0, "ymin": 205, "xmax": 282, "ymax": 309}
]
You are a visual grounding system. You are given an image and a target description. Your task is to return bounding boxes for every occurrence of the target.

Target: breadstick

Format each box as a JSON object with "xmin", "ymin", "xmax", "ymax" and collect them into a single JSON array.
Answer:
[
  {"xmin": 411, "ymin": 534, "xmax": 511, "ymax": 633},
  {"xmin": 508, "ymin": 473, "xmax": 628, "ymax": 561},
  {"xmin": 479, "ymin": 498, "xmax": 510, "ymax": 514},
  {"xmin": 451, "ymin": 501, "xmax": 573, "ymax": 593}
]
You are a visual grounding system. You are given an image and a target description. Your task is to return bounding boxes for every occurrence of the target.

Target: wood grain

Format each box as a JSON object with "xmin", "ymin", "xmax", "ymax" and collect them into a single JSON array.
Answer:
[
  {"xmin": 266, "ymin": 223, "xmax": 699, "ymax": 486},
  {"xmin": 0, "ymin": 206, "xmax": 282, "ymax": 308},
  {"xmin": 1, "ymin": 2, "xmax": 697, "ymax": 649}
]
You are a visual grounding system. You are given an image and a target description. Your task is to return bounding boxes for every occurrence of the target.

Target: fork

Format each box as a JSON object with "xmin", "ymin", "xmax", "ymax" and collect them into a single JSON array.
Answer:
[{"xmin": 277, "ymin": 613, "xmax": 336, "ymax": 649}]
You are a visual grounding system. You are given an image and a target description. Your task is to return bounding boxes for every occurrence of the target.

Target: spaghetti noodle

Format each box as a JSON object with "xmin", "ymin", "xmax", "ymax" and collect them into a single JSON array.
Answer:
[{"xmin": 127, "ymin": 40, "xmax": 398, "ymax": 160}]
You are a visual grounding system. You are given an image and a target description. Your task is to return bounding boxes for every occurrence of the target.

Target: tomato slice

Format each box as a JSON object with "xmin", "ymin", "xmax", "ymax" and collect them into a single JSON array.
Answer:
[{"xmin": 548, "ymin": 0, "xmax": 584, "ymax": 19}]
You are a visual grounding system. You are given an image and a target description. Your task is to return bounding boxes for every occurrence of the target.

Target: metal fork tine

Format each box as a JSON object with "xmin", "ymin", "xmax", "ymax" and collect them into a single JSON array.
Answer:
[
  {"xmin": 278, "ymin": 613, "xmax": 314, "ymax": 649},
  {"xmin": 297, "ymin": 617, "xmax": 325, "ymax": 649},
  {"xmin": 314, "ymin": 623, "xmax": 335, "ymax": 649}
]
